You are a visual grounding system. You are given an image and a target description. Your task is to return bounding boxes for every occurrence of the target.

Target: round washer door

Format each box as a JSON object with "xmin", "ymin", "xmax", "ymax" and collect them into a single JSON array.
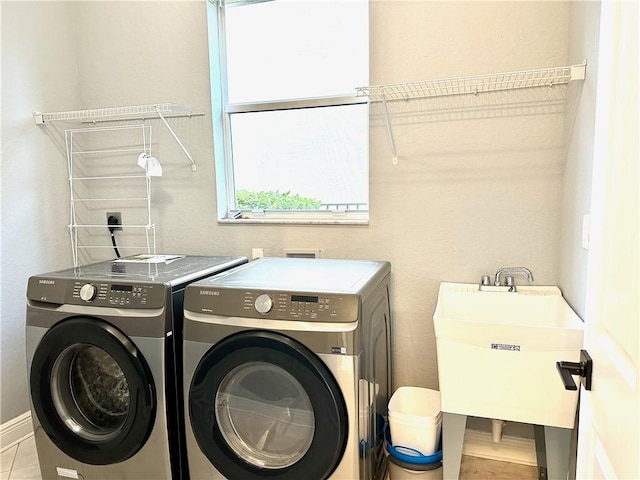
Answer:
[
  {"xmin": 30, "ymin": 317, "xmax": 156, "ymax": 465},
  {"xmin": 189, "ymin": 331, "xmax": 348, "ymax": 480}
]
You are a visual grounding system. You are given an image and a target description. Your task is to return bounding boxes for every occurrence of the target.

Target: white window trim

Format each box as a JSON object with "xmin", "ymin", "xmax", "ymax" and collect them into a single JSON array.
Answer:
[{"xmin": 207, "ymin": 0, "xmax": 370, "ymax": 225}]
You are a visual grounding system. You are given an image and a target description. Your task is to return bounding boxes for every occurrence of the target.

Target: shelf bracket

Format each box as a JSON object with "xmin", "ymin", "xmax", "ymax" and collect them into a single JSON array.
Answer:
[
  {"xmin": 381, "ymin": 94, "xmax": 399, "ymax": 166},
  {"xmin": 570, "ymin": 60, "xmax": 587, "ymax": 81},
  {"xmin": 154, "ymin": 106, "xmax": 197, "ymax": 172}
]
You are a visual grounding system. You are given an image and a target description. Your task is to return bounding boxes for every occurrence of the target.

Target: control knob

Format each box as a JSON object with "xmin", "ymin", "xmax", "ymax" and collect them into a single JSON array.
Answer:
[
  {"xmin": 254, "ymin": 294, "xmax": 273, "ymax": 314},
  {"xmin": 79, "ymin": 283, "xmax": 97, "ymax": 302}
]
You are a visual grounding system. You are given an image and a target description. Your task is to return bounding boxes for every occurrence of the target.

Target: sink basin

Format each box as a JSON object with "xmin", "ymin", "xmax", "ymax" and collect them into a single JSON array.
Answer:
[{"xmin": 433, "ymin": 282, "xmax": 584, "ymax": 428}]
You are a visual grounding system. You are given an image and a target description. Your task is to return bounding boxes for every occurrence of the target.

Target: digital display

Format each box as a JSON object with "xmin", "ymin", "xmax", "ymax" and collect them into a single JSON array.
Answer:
[
  {"xmin": 291, "ymin": 295, "xmax": 318, "ymax": 303},
  {"xmin": 111, "ymin": 284, "xmax": 133, "ymax": 292}
]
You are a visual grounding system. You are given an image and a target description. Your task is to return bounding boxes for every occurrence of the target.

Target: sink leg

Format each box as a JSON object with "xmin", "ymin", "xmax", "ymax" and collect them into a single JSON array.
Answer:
[
  {"xmin": 442, "ymin": 413, "xmax": 467, "ymax": 480},
  {"xmin": 544, "ymin": 426, "xmax": 572, "ymax": 480}
]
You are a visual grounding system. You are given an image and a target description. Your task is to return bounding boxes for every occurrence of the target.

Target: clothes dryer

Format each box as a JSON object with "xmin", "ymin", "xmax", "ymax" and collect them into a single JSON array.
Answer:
[
  {"xmin": 183, "ymin": 257, "xmax": 392, "ymax": 480},
  {"xmin": 26, "ymin": 255, "xmax": 247, "ymax": 480}
]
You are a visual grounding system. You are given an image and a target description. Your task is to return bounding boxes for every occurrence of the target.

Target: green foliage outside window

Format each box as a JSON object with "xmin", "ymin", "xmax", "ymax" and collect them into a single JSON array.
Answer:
[{"xmin": 236, "ymin": 190, "xmax": 322, "ymax": 210}]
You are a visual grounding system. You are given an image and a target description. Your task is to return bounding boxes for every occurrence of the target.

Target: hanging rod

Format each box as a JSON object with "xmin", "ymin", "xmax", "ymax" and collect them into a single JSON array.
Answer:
[
  {"xmin": 70, "ymin": 223, "xmax": 155, "ymax": 229},
  {"xmin": 356, "ymin": 61, "xmax": 587, "ymax": 165},
  {"xmin": 33, "ymin": 103, "xmax": 203, "ymax": 172}
]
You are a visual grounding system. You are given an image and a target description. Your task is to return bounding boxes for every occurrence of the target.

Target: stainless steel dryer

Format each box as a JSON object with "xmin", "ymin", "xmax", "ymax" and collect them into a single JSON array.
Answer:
[
  {"xmin": 26, "ymin": 255, "xmax": 247, "ymax": 480},
  {"xmin": 183, "ymin": 257, "xmax": 392, "ymax": 480}
]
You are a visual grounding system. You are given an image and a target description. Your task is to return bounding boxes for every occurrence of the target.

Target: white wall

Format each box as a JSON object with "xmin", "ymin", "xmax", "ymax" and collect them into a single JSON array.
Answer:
[
  {"xmin": 559, "ymin": 1, "xmax": 601, "ymax": 319},
  {"xmin": 2, "ymin": 1, "xmax": 596, "ymax": 426},
  {"xmin": 0, "ymin": 2, "xmax": 78, "ymax": 423}
]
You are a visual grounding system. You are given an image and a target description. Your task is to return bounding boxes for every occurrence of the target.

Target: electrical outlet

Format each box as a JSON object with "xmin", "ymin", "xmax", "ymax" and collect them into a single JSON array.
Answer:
[
  {"xmin": 252, "ymin": 248, "xmax": 264, "ymax": 260},
  {"xmin": 107, "ymin": 212, "xmax": 122, "ymax": 230}
]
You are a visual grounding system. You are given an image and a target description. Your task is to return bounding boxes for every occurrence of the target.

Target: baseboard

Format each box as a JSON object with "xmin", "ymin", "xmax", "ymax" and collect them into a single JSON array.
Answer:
[
  {"xmin": 0, "ymin": 411, "xmax": 33, "ymax": 453},
  {"xmin": 463, "ymin": 428, "xmax": 537, "ymax": 466}
]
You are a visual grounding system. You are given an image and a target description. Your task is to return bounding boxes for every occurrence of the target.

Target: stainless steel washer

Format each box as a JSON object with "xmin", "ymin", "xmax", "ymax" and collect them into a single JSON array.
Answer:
[
  {"xmin": 26, "ymin": 255, "xmax": 247, "ymax": 480},
  {"xmin": 183, "ymin": 257, "xmax": 392, "ymax": 480}
]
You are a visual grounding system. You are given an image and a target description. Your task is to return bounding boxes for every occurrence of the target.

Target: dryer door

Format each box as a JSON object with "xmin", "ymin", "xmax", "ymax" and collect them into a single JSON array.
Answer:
[
  {"xmin": 30, "ymin": 317, "xmax": 156, "ymax": 465},
  {"xmin": 189, "ymin": 330, "xmax": 348, "ymax": 480}
]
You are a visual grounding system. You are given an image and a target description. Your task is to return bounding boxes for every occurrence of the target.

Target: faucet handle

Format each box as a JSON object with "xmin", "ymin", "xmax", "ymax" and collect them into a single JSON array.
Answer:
[
  {"xmin": 481, "ymin": 275, "xmax": 491, "ymax": 286},
  {"xmin": 504, "ymin": 276, "xmax": 515, "ymax": 287}
]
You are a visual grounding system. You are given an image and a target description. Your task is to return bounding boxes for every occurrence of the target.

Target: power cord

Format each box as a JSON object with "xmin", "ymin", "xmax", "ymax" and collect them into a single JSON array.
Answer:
[{"xmin": 107, "ymin": 215, "xmax": 121, "ymax": 258}]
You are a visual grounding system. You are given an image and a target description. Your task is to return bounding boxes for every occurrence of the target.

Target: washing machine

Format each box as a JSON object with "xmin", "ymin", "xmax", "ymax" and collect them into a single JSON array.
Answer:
[
  {"xmin": 26, "ymin": 254, "xmax": 248, "ymax": 480},
  {"xmin": 183, "ymin": 257, "xmax": 392, "ymax": 480}
]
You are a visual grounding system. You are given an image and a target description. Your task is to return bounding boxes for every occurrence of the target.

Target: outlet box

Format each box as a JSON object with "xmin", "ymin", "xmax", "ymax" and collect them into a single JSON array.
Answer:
[
  {"xmin": 252, "ymin": 248, "xmax": 264, "ymax": 260},
  {"xmin": 107, "ymin": 212, "xmax": 122, "ymax": 230}
]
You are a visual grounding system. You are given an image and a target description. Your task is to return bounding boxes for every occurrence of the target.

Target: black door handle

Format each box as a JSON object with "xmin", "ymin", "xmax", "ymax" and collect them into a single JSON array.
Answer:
[
  {"xmin": 556, "ymin": 349, "xmax": 592, "ymax": 391},
  {"xmin": 556, "ymin": 361, "xmax": 578, "ymax": 390}
]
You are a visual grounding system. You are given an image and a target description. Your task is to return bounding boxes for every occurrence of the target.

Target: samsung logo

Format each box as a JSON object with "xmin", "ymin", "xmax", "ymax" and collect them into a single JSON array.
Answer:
[
  {"xmin": 39, "ymin": 279, "xmax": 55, "ymax": 285},
  {"xmin": 199, "ymin": 290, "xmax": 219, "ymax": 296}
]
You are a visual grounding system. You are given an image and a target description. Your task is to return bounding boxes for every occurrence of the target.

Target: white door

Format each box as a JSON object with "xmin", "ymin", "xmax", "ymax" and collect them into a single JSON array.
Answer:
[{"xmin": 575, "ymin": 1, "xmax": 639, "ymax": 478}]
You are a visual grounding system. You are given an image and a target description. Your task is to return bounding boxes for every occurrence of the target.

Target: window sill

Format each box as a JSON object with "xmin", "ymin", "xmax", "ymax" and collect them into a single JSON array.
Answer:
[{"xmin": 218, "ymin": 217, "xmax": 369, "ymax": 226}]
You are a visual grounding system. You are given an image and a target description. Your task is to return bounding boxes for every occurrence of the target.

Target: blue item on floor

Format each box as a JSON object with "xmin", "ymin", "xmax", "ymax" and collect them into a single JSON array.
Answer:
[{"xmin": 385, "ymin": 424, "xmax": 443, "ymax": 465}]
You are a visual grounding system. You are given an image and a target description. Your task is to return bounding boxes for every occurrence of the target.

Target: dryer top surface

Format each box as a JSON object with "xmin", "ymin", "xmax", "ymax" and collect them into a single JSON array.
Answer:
[
  {"xmin": 194, "ymin": 257, "xmax": 390, "ymax": 295},
  {"xmin": 32, "ymin": 255, "xmax": 248, "ymax": 287}
]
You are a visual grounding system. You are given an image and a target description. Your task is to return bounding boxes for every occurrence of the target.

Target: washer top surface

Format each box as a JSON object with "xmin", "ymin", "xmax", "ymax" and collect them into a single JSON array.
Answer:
[
  {"xmin": 196, "ymin": 257, "xmax": 390, "ymax": 294},
  {"xmin": 35, "ymin": 254, "xmax": 247, "ymax": 286}
]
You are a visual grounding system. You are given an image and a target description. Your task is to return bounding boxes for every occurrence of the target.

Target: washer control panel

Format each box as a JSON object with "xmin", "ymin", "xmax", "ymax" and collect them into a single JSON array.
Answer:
[
  {"xmin": 187, "ymin": 286, "xmax": 360, "ymax": 322},
  {"xmin": 69, "ymin": 282, "xmax": 163, "ymax": 308},
  {"xmin": 27, "ymin": 277, "xmax": 165, "ymax": 309}
]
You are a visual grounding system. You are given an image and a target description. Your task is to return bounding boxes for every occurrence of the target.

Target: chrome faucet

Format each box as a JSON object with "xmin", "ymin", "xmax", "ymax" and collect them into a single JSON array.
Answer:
[{"xmin": 494, "ymin": 267, "xmax": 534, "ymax": 286}]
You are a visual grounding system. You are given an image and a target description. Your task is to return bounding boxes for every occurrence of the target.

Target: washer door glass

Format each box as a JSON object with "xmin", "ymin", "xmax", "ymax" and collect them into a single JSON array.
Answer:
[
  {"xmin": 30, "ymin": 317, "xmax": 156, "ymax": 465},
  {"xmin": 216, "ymin": 362, "xmax": 314, "ymax": 469},
  {"xmin": 52, "ymin": 344, "xmax": 130, "ymax": 441}
]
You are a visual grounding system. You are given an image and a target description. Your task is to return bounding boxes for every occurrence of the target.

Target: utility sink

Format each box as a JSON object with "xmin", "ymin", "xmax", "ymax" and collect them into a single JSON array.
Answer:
[{"xmin": 433, "ymin": 282, "xmax": 584, "ymax": 428}]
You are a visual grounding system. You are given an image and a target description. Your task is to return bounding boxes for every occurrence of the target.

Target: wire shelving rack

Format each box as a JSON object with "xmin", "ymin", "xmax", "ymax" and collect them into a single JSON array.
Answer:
[{"xmin": 356, "ymin": 62, "xmax": 587, "ymax": 164}]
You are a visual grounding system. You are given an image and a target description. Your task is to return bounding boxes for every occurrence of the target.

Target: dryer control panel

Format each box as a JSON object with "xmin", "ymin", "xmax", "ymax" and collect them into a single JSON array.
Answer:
[{"xmin": 186, "ymin": 287, "xmax": 360, "ymax": 322}]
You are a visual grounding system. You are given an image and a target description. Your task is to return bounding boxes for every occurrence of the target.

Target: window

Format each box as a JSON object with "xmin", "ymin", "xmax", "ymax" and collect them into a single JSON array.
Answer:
[{"xmin": 207, "ymin": 0, "xmax": 369, "ymax": 223}]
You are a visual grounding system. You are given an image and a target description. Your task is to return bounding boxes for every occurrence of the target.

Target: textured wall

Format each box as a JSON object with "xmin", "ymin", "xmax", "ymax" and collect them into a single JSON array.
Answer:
[
  {"xmin": 2, "ymin": 1, "xmax": 587, "ymax": 424},
  {"xmin": 0, "ymin": 2, "xmax": 77, "ymax": 423},
  {"xmin": 559, "ymin": 1, "xmax": 601, "ymax": 319}
]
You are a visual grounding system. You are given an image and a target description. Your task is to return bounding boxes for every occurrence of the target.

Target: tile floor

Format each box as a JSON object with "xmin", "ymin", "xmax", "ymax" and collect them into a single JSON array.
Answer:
[
  {"xmin": 1, "ymin": 436, "xmax": 41, "ymax": 480},
  {"xmin": 1, "ymin": 435, "xmax": 537, "ymax": 480}
]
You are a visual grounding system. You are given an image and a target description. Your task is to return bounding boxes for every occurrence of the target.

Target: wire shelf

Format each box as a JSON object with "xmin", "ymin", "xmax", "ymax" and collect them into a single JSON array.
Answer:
[
  {"xmin": 34, "ymin": 103, "xmax": 201, "ymax": 172},
  {"xmin": 356, "ymin": 63, "xmax": 586, "ymax": 102},
  {"xmin": 356, "ymin": 62, "xmax": 587, "ymax": 165},
  {"xmin": 33, "ymin": 103, "xmax": 203, "ymax": 124}
]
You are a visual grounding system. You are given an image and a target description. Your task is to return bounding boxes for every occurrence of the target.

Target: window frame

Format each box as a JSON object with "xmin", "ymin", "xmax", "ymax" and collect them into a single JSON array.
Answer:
[{"xmin": 207, "ymin": 0, "xmax": 370, "ymax": 225}]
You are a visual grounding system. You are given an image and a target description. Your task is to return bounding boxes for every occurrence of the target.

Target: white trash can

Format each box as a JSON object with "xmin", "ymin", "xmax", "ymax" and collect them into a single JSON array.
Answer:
[{"xmin": 388, "ymin": 387, "xmax": 442, "ymax": 456}]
